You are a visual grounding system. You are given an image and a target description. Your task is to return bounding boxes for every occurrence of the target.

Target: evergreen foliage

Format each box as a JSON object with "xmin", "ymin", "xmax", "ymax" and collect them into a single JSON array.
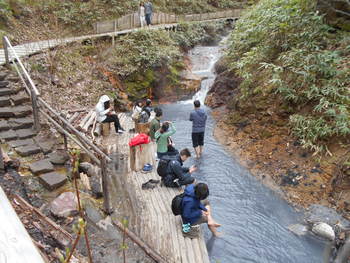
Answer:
[{"xmin": 227, "ymin": 0, "xmax": 350, "ymax": 152}]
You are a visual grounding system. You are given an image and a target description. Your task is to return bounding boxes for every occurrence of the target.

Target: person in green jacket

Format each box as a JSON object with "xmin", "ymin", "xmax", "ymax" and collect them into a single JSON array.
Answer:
[
  {"xmin": 149, "ymin": 108, "xmax": 162, "ymax": 141},
  {"xmin": 155, "ymin": 121, "xmax": 176, "ymax": 159}
]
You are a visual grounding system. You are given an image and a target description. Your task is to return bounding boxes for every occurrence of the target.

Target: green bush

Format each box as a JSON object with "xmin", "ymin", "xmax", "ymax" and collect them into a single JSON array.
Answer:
[
  {"xmin": 104, "ymin": 29, "xmax": 181, "ymax": 77},
  {"xmin": 227, "ymin": 0, "xmax": 350, "ymax": 151}
]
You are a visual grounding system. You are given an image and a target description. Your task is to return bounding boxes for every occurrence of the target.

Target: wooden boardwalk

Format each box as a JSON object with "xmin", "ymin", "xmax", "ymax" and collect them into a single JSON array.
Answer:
[
  {"xmin": 0, "ymin": 9, "xmax": 241, "ymax": 66},
  {"xmin": 0, "ymin": 23, "xmax": 177, "ymax": 66},
  {"xmin": 0, "ymin": 186, "xmax": 45, "ymax": 263},
  {"xmin": 104, "ymin": 114, "xmax": 210, "ymax": 263}
]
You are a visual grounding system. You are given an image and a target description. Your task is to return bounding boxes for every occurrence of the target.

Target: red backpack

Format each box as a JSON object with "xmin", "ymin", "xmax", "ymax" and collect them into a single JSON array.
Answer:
[{"xmin": 128, "ymin": 133, "xmax": 150, "ymax": 147}]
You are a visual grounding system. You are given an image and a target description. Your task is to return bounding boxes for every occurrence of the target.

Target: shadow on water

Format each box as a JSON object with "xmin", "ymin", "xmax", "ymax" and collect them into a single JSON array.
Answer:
[{"xmin": 159, "ymin": 42, "xmax": 328, "ymax": 263}]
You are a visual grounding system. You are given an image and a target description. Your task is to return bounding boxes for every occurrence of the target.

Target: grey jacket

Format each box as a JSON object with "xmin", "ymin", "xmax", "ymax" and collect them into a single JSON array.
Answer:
[
  {"xmin": 189, "ymin": 108, "xmax": 207, "ymax": 133},
  {"xmin": 144, "ymin": 2, "xmax": 153, "ymax": 15}
]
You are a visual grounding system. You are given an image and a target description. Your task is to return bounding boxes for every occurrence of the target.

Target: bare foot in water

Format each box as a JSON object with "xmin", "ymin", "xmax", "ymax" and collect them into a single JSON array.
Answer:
[{"xmin": 208, "ymin": 220, "xmax": 221, "ymax": 228}]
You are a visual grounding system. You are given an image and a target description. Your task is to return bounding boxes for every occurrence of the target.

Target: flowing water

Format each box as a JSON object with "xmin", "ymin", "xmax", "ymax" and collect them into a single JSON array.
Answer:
[{"xmin": 160, "ymin": 41, "xmax": 328, "ymax": 262}]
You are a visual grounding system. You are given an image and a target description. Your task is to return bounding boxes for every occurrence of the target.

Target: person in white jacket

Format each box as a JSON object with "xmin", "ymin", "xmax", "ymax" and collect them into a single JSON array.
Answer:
[
  {"xmin": 139, "ymin": 2, "xmax": 145, "ymax": 28},
  {"xmin": 95, "ymin": 95, "xmax": 124, "ymax": 133}
]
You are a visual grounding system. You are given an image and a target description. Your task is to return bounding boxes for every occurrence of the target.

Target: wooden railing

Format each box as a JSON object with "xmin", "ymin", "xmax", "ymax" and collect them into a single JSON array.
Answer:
[
  {"xmin": 2, "ymin": 36, "xmax": 113, "ymax": 212},
  {"xmin": 2, "ymin": 36, "xmax": 110, "ymax": 164},
  {"xmin": 94, "ymin": 9, "xmax": 242, "ymax": 34}
]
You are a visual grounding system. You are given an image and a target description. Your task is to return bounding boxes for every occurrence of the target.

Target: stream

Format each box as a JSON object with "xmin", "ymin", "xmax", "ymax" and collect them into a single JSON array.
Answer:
[{"xmin": 159, "ymin": 41, "xmax": 328, "ymax": 262}]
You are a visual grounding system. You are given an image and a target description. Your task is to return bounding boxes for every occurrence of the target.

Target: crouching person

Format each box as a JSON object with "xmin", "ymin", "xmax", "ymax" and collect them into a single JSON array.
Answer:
[
  {"xmin": 95, "ymin": 95, "xmax": 125, "ymax": 134},
  {"xmin": 162, "ymin": 148, "xmax": 196, "ymax": 187},
  {"xmin": 181, "ymin": 183, "xmax": 221, "ymax": 238}
]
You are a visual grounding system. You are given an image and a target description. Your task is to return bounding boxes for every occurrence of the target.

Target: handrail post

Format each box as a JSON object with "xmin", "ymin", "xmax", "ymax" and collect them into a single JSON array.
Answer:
[
  {"xmin": 101, "ymin": 156, "xmax": 112, "ymax": 215},
  {"xmin": 3, "ymin": 36, "xmax": 9, "ymax": 66},
  {"xmin": 30, "ymin": 89, "xmax": 40, "ymax": 132},
  {"xmin": 0, "ymin": 146, "xmax": 4, "ymax": 172}
]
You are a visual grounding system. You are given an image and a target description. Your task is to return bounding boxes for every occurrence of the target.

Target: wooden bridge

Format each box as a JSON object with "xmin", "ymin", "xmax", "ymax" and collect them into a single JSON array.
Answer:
[{"xmin": 0, "ymin": 9, "xmax": 241, "ymax": 66}]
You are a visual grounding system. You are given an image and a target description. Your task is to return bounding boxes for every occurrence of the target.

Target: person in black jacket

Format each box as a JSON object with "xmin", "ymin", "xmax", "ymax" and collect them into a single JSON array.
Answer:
[{"xmin": 163, "ymin": 148, "xmax": 196, "ymax": 187}]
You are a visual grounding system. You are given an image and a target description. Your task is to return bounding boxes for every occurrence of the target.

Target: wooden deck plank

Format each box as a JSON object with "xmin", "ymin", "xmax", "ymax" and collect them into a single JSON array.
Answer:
[{"xmin": 0, "ymin": 187, "xmax": 45, "ymax": 263}]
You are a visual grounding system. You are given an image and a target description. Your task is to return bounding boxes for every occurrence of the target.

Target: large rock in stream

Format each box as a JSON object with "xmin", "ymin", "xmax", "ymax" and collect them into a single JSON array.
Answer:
[
  {"xmin": 205, "ymin": 58, "xmax": 242, "ymax": 109},
  {"xmin": 312, "ymin": 222, "xmax": 335, "ymax": 241}
]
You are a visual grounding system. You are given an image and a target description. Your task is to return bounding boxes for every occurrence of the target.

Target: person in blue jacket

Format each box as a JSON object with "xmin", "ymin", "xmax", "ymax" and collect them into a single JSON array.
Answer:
[{"xmin": 181, "ymin": 183, "xmax": 221, "ymax": 238}]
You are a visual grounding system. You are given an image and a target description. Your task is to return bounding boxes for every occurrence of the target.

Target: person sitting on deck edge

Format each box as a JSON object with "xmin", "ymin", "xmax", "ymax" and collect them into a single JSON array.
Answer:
[
  {"xmin": 95, "ymin": 95, "xmax": 125, "ymax": 134},
  {"xmin": 140, "ymin": 98, "xmax": 153, "ymax": 123},
  {"xmin": 162, "ymin": 148, "xmax": 196, "ymax": 187},
  {"xmin": 181, "ymin": 183, "xmax": 221, "ymax": 238}
]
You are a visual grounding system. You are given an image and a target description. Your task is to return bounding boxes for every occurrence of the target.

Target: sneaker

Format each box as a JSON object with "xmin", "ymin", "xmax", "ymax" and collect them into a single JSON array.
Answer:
[
  {"xmin": 118, "ymin": 129, "xmax": 125, "ymax": 134},
  {"xmin": 173, "ymin": 178, "xmax": 180, "ymax": 187},
  {"xmin": 149, "ymin": 179, "xmax": 160, "ymax": 184},
  {"xmin": 141, "ymin": 181, "xmax": 156, "ymax": 190},
  {"xmin": 142, "ymin": 163, "xmax": 153, "ymax": 172}
]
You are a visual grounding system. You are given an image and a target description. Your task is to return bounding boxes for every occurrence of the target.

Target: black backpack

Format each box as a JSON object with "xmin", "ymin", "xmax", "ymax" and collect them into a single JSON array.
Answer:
[
  {"xmin": 171, "ymin": 193, "xmax": 185, "ymax": 216},
  {"xmin": 157, "ymin": 156, "xmax": 174, "ymax": 177}
]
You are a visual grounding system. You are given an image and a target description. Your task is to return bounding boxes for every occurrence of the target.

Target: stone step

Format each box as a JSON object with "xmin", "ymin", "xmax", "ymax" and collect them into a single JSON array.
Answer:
[
  {"xmin": 8, "ymin": 138, "xmax": 35, "ymax": 148},
  {"xmin": 13, "ymin": 105, "xmax": 32, "ymax": 118},
  {"xmin": 0, "ymin": 72, "xmax": 7, "ymax": 81},
  {"xmin": 16, "ymin": 128, "xmax": 36, "ymax": 139},
  {"xmin": 16, "ymin": 144, "xmax": 41, "ymax": 157},
  {"xmin": 0, "ymin": 120, "xmax": 10, "ymax": 132},
  {"xmin": 48, "ymin": 151, "xmax": 70, "ymax": 165},
  {"xmin": 0, "ymin": 130, "xmax": 18, "ymax": 141},
  {"xmin": 39, "ymin": 172, "xmax": 67, "ymax": 191},
  {"xmin": 8, "ymin": 117, "xmax": 33, "ymax": 130},
  {"xmin": 0, "ymin": 96, "xmax": 11, "ymax": 107},
  {"xmin": 34, "ymin": 138, "xmax": 54, "ymax": 154},
  {"xmin": 11, "ymin": 92, "xmax": 30, "ymax": 105},
  {"xmin": 0, "ymin": 88, "xmax": 15, "ymax": 96},
  {"xmin": 0, "ymin": 81, "xmax": 9, "ymax": 88},
  {"xmin": 0, "ymin": 107, "xmax": 14, "ymax": 118},
  {"xmin": 29, "ymin": 159, "xmax": 54, "ymax": 175}
]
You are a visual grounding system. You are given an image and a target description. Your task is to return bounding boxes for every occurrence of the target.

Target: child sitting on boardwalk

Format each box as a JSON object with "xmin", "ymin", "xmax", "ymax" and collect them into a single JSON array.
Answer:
[{"xmin": 181, "ymin": 183, "xmax": 221, "ymax": 238}]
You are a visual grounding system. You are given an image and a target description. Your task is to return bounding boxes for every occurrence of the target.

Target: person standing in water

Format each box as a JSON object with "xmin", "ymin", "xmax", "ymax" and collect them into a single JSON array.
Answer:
[{"xmin": 189, "ymin": 100, "xmax": 207, "ymax": 159}]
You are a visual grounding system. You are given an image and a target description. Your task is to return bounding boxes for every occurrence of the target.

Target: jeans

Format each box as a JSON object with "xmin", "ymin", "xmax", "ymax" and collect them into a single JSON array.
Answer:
[
  {"xmin": 145, "ymin": 13, "xmax": 152, "ymax": 25},
  {"xmin": 102, "ymin": 114, "xmax": 122, "ymax": 132},
  {"xmin": 163, "ymin": 173, "xmax": 195, "ymax": 188}
]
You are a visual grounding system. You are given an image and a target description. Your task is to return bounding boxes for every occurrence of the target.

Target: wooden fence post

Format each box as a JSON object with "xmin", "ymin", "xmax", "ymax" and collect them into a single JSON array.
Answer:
[
  {"xmin": 0, "ymin": 146, "xmax": 4, "ymax": 171},
  {"xmin": 60, "ymin": 113, "xmax": 68, "ymax": 151},
  {"xmin": 30, "ymin": 89, "xmax": 40, "ymax": 132},
  {"xmin": 2, "ymin": 36, "xmax": 9, "ymax": 66},
  {"xmin": 101, "ymin": 156, "xmax": 112, "ymax": 215}
]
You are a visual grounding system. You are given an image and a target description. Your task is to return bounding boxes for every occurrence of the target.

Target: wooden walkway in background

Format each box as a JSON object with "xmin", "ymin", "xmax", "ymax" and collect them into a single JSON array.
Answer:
[
  {"xmin": 0, "ymin": 10, "xmax": 240, "ymax": 66},
  {"xmin": 0, "ymin": 187, "xmax": 45, "ymax": 263},
  {"xmin": 0, "ymin": 23, "xmax": 177, "ymax": 66},
  {"xmin": 104, "ymin": 114, "xmax": 210, "ymax": 263}
]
